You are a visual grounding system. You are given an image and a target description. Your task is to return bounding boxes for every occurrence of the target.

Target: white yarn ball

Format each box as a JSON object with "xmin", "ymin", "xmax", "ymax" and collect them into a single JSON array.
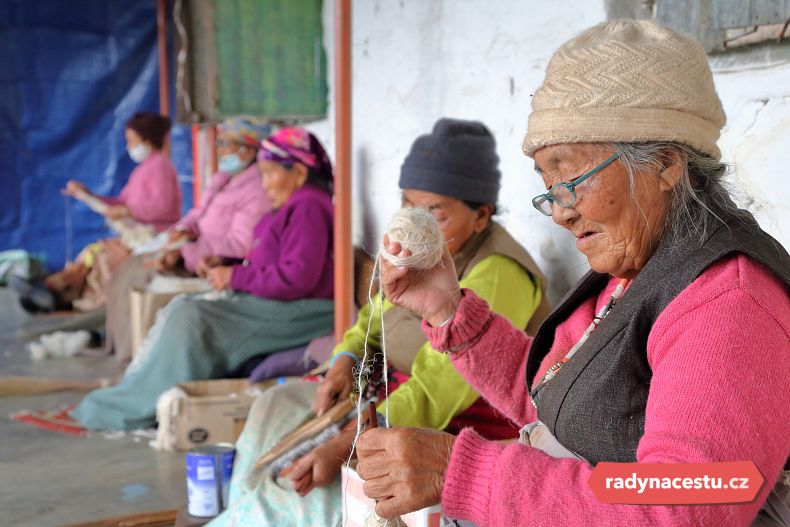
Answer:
[{"xmin": 380, "ymin": 207, "xmax": 444, "ymax": 270}]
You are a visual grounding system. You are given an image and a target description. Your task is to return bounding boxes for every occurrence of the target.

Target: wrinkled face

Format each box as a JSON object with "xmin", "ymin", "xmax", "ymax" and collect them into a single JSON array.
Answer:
[
  {"xmin": 259, "ymin": 160, "xmax": 307, "ymax": 209},
  {"xmin": 534, "ymin": 143, "xmax": 676, "ymax": 279},
  {"xmin": 401, "ymin": 189, "xmax": 492, "ymax": 256}
]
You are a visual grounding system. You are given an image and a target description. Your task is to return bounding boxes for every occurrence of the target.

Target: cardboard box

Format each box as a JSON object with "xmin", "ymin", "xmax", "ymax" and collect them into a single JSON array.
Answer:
[
  {"xmin": 342, "ymin": 464, "xmax": 445, "ymax": 527},
  {"xmin": 171, "ymin": 378, "xmax": 281, "ymax": 451}
]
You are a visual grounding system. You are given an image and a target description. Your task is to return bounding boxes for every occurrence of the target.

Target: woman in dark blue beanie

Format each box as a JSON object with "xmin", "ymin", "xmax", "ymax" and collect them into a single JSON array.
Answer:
[{"xmin": 399, "ymin": 118, "xmax": 502, "ymax": 206}]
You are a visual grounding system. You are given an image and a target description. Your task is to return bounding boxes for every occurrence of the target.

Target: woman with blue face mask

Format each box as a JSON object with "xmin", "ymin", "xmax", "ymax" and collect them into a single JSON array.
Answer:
[
  {"xmin": 64, "ymin": 112, "xmax": 181, "ymax": 231},
  {"xmin": 154, "ymin": 117, "xmax": 272, "ymax": 274},
  {"xmin": 105, "ymin": 117, "xmax": 273, "ymax": 364},
  {"xmin": 13, "ymin": 112, "xmax": 181, "ymax": 313}
]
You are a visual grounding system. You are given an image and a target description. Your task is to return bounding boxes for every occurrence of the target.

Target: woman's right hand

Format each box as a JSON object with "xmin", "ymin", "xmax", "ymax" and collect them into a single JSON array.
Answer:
[
  {"xmin": 63, "ymin": 180, "xmax": 89, "ymax": 197},
  {"xmin": 314, "ymin": 354, "xmax": 356, "ymax": 416},
  {"xmin": 379, "ymin": 235, "xmax": 462, "ymax": 327},
  {"xmin": 280, "ymin": 428, "xmax": 355, "ymax": 497},
  {"xmin": 196, "ymin": 255, "xmax": 225, "ymax": 277}
]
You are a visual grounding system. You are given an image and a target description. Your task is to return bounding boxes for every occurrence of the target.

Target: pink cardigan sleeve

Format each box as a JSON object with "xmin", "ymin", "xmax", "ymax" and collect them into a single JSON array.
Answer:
[
  {"xmin": 423, "ymin": 290, "xmax": 537, "ymax": 426},
  {"xmin": 179, "ymin": 188, "xmax": 269, "ymax": 272},
  {"xmin": 426, "ymin": 257, "xmax": 790, "ymax": 526}
]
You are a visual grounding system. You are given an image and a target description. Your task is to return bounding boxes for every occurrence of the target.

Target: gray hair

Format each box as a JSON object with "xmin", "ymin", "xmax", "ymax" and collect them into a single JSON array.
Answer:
[{"xmin": 608, "ymin": 142, "xmax": 751, "ymax": 244}]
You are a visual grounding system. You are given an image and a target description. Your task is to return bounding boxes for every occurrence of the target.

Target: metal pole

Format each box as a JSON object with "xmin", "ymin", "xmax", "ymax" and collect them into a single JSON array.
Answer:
[
  {"xmin": 156, "ymin": 0, "xmax": 170, "ymax": 118},
  {"xmin": 334, "ymin": 0, "xmax": 354, "ymax": 341}
]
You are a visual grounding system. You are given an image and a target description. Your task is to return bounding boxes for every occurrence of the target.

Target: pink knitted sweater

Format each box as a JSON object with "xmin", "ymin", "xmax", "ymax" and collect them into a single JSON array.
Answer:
[
  {"xmin": 424, "ymin": 254, "xmax": 789, "ymax": 526},
  {"xmin": 101, "ymin": 151, "xmax": 181, "ymax": 231}
]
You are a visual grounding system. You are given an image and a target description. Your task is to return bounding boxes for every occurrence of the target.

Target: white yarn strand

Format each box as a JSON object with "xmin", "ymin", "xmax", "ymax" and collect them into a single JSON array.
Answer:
[
  {"xmin": 379, "ymin": 286, "xmax": 389, "ymax": 428},
  {"xmin": 343, "ymin": 253, "xmax": 382, "ymax": 524},
  {"xmin": 344, "ymin": 207, "xmax": 445, "ymax": 525}
]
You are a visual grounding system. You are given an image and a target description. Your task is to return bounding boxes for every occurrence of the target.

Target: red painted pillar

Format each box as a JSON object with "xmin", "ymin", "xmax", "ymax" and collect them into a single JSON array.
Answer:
[{"xmin": 334, "ymin": 0, "xmax": 354, "ymax": 341}]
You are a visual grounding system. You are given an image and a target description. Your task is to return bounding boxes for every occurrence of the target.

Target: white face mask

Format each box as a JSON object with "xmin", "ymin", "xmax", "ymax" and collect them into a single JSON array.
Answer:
[{"xmin": 127, "ymin": 143, "xmax": 152, "ymax": 163}]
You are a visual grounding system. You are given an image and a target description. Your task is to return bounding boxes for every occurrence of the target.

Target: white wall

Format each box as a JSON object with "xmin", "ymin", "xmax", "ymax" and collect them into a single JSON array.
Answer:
[
  {"xmin": 713, "ymin": 50, "xmax": 790, "ymax": 245},
  {"xmin": 311, "ymin": 0, "xmax": 790, "ymax": 302}
]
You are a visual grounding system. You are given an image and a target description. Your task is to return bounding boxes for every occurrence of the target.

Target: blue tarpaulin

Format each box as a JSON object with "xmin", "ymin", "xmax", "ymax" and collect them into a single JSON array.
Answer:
[{"xmin": 0, "ymin": 0, "xmax": 192, "ymax": 270}]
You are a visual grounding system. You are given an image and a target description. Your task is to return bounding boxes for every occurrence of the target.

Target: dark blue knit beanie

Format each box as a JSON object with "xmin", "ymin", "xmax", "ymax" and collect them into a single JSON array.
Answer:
[{"xmin": 399, "ymin": 118, "xmax": 501, "ymax": 204}]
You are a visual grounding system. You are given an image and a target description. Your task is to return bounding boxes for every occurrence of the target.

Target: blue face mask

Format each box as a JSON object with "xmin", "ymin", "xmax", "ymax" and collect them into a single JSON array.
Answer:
[{"xmin": 218, "ymin": 153, "xmax": 247, "ymax": 175}]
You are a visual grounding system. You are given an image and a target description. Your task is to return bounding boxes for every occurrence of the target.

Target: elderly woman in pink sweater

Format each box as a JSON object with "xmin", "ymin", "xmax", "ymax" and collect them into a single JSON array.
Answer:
[
  {"xmin": 357, "ymin": 20, "xmax": 789, "ymax": 527},
  {"xmin": 14, "ymin": 112, "xmax": 181, "ymax": 312}
]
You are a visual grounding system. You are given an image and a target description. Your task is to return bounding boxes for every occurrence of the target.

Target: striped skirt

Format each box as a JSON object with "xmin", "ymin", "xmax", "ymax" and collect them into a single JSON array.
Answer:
[{"xmin": 71, "ymin": 291, "xmax": 334, "ymax": 431}]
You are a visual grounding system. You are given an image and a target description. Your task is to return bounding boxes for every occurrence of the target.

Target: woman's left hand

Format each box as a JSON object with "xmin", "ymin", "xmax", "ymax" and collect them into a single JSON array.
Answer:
[
  {"xmin": 206, "ymin": 266, "xmax": 233, "ymax": 291},
  {"xmin": 281, "ymin": 431, "xmax": 353, "ymax": 496},
  {"xmin": 356, "ymin": 427, "xmax": 455, "ymax": 519},
  {"xmin": 105, "ymin": 205, "xmax": 129, "ymax": 220},
  {"xmin": 196, "ymin": 255, "xmax": 226, "ymax": 278}
]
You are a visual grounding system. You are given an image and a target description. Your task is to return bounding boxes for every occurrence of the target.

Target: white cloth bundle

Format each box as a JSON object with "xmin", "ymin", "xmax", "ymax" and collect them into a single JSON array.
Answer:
[
  {"xmin": 27, "ymin": 330, "xmax": 91, "ymax": 361},
  {"xmin": 152, "ymin": 386, "xmax": 188, "ymax": 451}
]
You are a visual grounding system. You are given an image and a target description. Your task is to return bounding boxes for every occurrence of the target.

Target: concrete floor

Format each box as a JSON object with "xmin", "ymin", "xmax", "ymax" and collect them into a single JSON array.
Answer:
[{"xmin": 0, "ymin": 289, "xmax": 185, "ymax": 526}]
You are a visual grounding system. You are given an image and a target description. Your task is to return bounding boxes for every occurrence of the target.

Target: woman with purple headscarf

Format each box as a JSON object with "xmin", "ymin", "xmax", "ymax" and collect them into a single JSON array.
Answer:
[{"xmin": 71, "ymin": 128, "xmax": 336, "ymax": 431}]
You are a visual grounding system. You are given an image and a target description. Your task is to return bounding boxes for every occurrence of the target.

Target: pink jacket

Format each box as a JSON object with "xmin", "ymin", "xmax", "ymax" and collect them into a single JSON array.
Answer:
[
  {"xmin": 174, "ymin": 164, "xmax": 270, "ymax": 273},
  {"xmin": 102, "ymin": 151, "xmax": 181, "ymax": 231},
  {"xmin": 425, "ymin": 254, "xmax": 790, "ymax": 526}
]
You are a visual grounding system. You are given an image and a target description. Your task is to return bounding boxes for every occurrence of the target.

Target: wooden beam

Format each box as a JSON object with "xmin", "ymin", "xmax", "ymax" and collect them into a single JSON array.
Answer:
[
  {"xmin": 334, "ymin": 0, "xmax": 354, "ymax": 341},
  {"xmin": 62, "ymin": 508, "xmax": 178, "ymax": 527}
]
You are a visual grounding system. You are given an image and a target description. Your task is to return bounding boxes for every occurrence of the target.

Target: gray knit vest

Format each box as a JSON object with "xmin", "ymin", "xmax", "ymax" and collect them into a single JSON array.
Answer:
[{"xmin": 526, "ymin": 212, "xmax": 790, "ymax": 465}]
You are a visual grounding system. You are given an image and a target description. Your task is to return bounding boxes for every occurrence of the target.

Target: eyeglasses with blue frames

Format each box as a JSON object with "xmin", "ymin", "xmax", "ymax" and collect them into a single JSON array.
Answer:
[{"xmin": 531, "ymin": 152, "xmax": 621, "ymax": 216}]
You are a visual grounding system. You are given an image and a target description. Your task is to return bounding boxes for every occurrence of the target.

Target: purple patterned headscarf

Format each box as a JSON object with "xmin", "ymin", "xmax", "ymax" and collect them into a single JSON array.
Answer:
[{"xmin": 258, "ymin": 128, "xmax": 333, "ymax": 186}]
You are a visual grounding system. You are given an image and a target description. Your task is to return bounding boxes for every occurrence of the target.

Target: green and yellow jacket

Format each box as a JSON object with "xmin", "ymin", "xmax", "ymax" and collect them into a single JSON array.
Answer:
[{"xmin": 331, "ymin": 222, "xmax": 550, "ymax": 429}]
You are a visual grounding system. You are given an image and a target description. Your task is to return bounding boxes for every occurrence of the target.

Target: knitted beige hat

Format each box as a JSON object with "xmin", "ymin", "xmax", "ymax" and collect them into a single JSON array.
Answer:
[{"xmin": 524, "ymin": 19, "xmax": 726, "ymax": 159}]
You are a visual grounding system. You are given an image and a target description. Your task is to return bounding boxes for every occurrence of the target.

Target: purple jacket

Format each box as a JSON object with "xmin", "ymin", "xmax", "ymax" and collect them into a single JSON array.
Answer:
[
  {"xmin": 174, "ymin": 164, "xmax": 270, "ymax": 273},
  {"xmin": 230, "ymin": 185, "xmax": 334, "ymax": 300}
]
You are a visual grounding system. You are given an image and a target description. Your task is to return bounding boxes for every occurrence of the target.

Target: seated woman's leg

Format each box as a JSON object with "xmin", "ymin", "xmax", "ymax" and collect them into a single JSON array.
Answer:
[
  {"xmin": 71, "ymin": 293, "xmax": 334, "ymax": 431},
  {"xmin": 207, "ymin": 381, "xmax": 343, "ymax": 527}
]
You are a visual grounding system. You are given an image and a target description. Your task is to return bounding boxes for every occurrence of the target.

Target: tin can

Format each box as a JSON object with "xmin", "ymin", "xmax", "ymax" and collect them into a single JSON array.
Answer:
[{"xmin": 186, "ymin": 443, "xmax": 236, "ymax": 518}]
